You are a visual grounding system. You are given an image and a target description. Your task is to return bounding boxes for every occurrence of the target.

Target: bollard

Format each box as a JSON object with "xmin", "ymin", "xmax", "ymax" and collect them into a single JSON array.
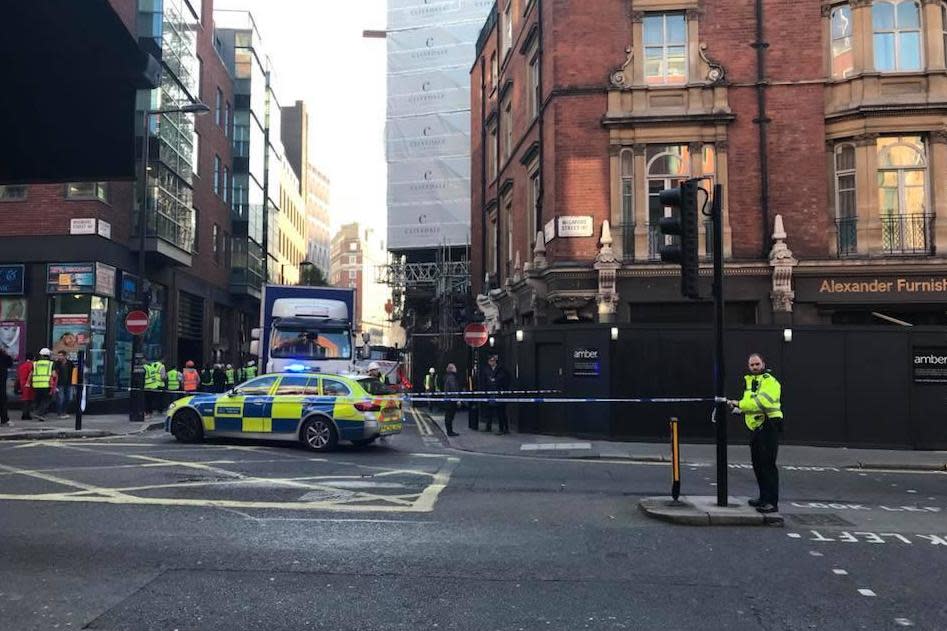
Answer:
[{"xmin": 670, "ymin": 417, "xmax": 681, "ymax": 501}]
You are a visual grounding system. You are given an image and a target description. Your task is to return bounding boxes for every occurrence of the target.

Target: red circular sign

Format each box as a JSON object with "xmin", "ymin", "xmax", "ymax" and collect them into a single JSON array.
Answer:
[
  {"xmin": 463, "ymin": 323, "xmax": 489, "ymax": 348},
  {"xmin": 125, "ymin": 310, "xmax": 150, "ymax": 336}
]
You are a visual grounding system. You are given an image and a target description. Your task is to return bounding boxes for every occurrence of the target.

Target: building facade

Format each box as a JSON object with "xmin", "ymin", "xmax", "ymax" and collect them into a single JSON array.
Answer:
[
  {"xmin": 471, "ymin": 0, "xmax": 947, "ymax": 330},
  {"xmin": 305, "ymin": 164, "xmax": 332, "ymax": 279},
  {"xmin": 0, "ymin": 2, "xmax": 310, "ymax": 406},
  {"xmin": 330, "ymin": 223, "xmax": 402, "ymax": 346}
]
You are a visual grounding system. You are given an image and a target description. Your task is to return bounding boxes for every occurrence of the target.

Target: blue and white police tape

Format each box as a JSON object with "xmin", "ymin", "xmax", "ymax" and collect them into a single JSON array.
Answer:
[{"xmin": 405, "ymin": 394, "xmax": 729, "ymax": 405}]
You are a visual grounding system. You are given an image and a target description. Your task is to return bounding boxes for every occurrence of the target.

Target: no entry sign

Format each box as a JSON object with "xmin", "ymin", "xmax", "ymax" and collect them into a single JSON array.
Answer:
[
  {"xmin": 125, "ymin": 310, "xmax": 150, "ymax": 336},
  {"xmin": 463, "ymin": 323, "xmax": 489, "ymax": 348}
]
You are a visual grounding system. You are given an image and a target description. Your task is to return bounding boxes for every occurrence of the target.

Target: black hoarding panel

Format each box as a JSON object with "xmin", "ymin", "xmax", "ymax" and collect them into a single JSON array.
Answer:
[
  {"xmin": 779, "ymin": 330, "xmax": 846, "ymax": 445},
  {"xmin": 845, "ymin": 331, "xmax": 913, "ymax": 448}
]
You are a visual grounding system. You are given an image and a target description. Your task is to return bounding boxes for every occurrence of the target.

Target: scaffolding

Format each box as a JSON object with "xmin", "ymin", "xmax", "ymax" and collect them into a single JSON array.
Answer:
[{"xmin": 376, "ymin": 243, "xmax": 471, "ymax": 352}]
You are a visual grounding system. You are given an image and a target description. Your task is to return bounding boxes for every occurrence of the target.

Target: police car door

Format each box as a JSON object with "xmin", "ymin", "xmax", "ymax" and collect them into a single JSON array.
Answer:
[
  {"xmin": 269, "ymin": 375, "xmax": 318, "ymax": 434},
  {"xmin": 213, "ymin": 375, "xmax": 278, "ymax": 435}
]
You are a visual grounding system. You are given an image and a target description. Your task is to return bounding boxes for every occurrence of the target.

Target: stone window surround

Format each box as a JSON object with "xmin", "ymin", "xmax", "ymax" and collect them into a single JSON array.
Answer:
[
  {"xmin": 821, "ymin": 0, "xmax": 947, "ymax": 77},
  {"xmin": 628, "ymin": 0, "xmax": 707, "ymax": 89},
  {"xmin": 608, "ymin": 133, "xmax": 732, "ymax": 262},
  {"xmin": 826, "ymin": 130, "xmax": 947, "ymax": 256}
]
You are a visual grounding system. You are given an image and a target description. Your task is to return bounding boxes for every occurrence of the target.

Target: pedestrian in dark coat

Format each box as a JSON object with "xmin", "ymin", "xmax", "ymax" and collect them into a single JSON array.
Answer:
[
  {"xmin": 212, "ymin": 364, "xmax": 227, "ymax": 393},
  {"xmin": 478, "ymin": 354, "xmax": 510, "ymax": 434},
  {"xmin": 442, "ymin": 363, "xmax": 460, "ymax": 437}
]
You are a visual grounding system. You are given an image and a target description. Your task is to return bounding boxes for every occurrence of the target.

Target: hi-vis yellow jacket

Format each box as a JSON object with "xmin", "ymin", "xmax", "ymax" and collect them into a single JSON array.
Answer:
[{"xmin": 737, "ymin": 371, "xmax": 783, "ymax": 430}]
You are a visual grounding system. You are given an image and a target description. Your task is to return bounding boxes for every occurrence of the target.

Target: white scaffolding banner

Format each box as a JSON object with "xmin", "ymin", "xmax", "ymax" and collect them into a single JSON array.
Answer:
[
  {"xmin": 386, "ymin": 111, "xmax": 471, "ymax": 161},
  {"xmin": 387, "ymin": 67, "xmax": 471, "ymax": 118},
  {"xmin": 388, "ymin": 198, "xmax": 471, "ymax": 249},
  {"xmin": 387, "ymin": 156, "xmax": 470, "ymax": 205},
  {"xmin": 387, "ymin": 0, "xmax": 494, "ymax": 31},
  {"xmin": 387, "ymin": 21, "xmax": 483, "ymax": 75}
]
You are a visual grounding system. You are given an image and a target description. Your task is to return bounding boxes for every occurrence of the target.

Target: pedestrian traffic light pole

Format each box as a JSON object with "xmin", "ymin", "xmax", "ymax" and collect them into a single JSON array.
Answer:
[
  {"xmin": 658, "ymin": 180, "xmax": 728, "ymax": 507},
  {"xmin": 710, "ymin": 184, "xmax": 728, "ymax": 507}
]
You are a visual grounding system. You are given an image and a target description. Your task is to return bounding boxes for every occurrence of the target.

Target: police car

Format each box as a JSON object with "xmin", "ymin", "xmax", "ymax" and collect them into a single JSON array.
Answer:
[{"xmin": 164, "ymin": 371, "xmax": 404, "ymax": 451}]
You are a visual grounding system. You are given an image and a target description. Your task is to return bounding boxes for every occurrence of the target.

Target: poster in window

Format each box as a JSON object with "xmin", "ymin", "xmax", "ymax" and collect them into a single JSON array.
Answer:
[
  {"xmin": 51, "ymin": 314, "xmax": 91, "ymax": 361},
  {"xmin": 0, "ymin": 297, "xmax": 27, "ymax": 365}
]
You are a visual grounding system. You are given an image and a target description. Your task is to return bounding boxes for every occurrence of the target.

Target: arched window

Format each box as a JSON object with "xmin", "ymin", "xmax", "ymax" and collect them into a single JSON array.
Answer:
[
  {"xmin": 645, "ymin": 145, "xmax": 714, "ymax": 259},
  {"xmin": 831, "ymin": 5, "xmax": 855, "ymax": 78},
  {"xmin": 834, "ymin": 143, "xmax": 857, "ymax": 255},
  {"xmin": 877, "ymin": 136, "xmax": 929, "ymax": 253},
  {"xmin": 873, "ymin": 1, "xmax": 922, "ymax": 72}
]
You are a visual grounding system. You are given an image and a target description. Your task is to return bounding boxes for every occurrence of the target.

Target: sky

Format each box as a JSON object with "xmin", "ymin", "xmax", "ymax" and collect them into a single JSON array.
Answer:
[{"xmin": 215, "ymin": 0, "xmax": 388, "ymax": 235}]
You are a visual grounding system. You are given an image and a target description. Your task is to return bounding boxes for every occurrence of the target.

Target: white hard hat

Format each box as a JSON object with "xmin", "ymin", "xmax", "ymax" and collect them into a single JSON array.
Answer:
[
  {"xmin": 429, "ymin": 367, "xmax": 435, "ymax": 374},
  {"xmin": 368, "ymin": 362, "xmax": 380, "ymax": 371},
  {"xmin": 248, "ymin": 360, "xmax": 255, "ymax": 366},
  {"xmin": 39, "ymin": 348, "xmax": 51, "ymax": 356},
  {"xmin": 227, "ymin": 363, "xmax": 233, "ymax": 368}
]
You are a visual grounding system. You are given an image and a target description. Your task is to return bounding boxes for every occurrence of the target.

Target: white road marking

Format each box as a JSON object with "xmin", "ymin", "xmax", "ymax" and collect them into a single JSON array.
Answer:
[
  {"xmin": 906, "ymin": 489, "xmax": 917, "ymax": 493},
  {"xmin": 804, "ymin": 530, "xmax": 947, "ymax": 546},
  {"xmin": 808, "ymin": 551, "xmax": 823, "ymax": 557},
  {"xmin": 787, "ymin": 533, "xmax": 802, "ymax": 538},
  {"xmin": 832, "ymin": 569, "xmax": 848, "ymax": 575},
  {"xmin": 894, "ymin": 618, "xmax": 914, "ymax": 626},
  {"xmin": 857, "ymin": 589, "xmax": 876, "ymax": 597},
  {"xmin": 0, "ymin": 442, "xmax": 461, "ymax": 514}
]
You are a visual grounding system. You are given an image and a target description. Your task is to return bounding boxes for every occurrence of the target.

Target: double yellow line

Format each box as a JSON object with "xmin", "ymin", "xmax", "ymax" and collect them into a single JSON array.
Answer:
[{"xmin": 410, "ymin": 407, "xmax": 435, "ymax": 437}]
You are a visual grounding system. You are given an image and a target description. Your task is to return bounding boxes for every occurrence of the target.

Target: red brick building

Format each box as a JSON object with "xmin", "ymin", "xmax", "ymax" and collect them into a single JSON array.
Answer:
[{"xmin": 471, "ymin": 0, "xmax": 947, "ymax": 329}]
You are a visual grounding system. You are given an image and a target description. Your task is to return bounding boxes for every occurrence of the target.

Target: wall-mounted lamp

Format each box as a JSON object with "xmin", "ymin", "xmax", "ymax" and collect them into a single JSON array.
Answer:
[
  {"xmin": 515, "ymin": 329, "xmax": 524, "ymax": 343},
  {"xmin": 610, "ymin": 327, "xmax": 619, "ymax": 341},
  {"xmin": 489, "ymin": 336, "xmax": 495, "ymax": 347},
  {"xmin": 783, "ymin": 328, "xmax": 793, "ymax": 343}
]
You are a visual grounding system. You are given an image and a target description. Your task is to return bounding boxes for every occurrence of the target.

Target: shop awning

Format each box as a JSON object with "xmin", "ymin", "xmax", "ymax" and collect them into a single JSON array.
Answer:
[{"xmin": 0, "ymin": 0, "xmax": 160, "ymax": 184}]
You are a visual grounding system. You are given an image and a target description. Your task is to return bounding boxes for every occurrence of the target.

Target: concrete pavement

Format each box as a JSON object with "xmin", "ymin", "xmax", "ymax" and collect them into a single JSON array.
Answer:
[
  {"xmin": 420, "ymin": 407, "xmax": 947, "ymax": 471},
  {"xmin": 0, "ymin": 413, "xmax": 165, "ymax": 440}
]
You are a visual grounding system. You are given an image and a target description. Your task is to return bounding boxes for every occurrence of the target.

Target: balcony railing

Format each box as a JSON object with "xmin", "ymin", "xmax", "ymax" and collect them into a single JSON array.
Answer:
[
  {"xmin": 881, "ymin": 213, "xmax": 932, "ymax": 256},
  {"xmin": 836, "ymin": 216, "xmax": 858, "ymax": 257},
  {"xmin": 647, "ymin": 224, "xmax": 664, "ymax": 261}
]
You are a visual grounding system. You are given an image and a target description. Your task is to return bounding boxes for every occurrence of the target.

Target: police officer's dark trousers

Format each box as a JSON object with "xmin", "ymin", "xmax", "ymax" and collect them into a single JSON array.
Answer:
[{"xmin": 750, "ymin": 418, "xmax": 780, "ymax": 506}]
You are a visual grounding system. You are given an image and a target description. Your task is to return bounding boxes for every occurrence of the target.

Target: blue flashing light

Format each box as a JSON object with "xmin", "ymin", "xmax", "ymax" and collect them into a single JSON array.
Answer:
[{"xmin": 285, "ymin": 364, "xmax": 309, "ymax": 373}]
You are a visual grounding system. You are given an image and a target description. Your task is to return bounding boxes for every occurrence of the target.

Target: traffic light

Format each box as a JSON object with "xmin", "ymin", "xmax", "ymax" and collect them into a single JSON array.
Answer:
[{"xmin": 658, "ymin": 178, "xmax": 701, "ymax": 299}]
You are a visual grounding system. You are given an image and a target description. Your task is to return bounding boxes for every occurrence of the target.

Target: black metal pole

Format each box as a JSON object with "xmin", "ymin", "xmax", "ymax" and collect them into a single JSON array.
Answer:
[
  {"xmin": 74, "ymin": 350, "xmax": 84, "ymax": 431},
  {"xmin": 130, "ymin": 108, "xmax": 149, "ymax": 423},
  {"xmin": 712, "ymin": 184, "xmax": 728, "ymax": 506}
]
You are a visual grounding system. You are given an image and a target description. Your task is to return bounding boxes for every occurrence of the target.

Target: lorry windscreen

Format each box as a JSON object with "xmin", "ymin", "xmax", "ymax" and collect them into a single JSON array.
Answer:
[{"xmin": 270, "ymin": 328, "xmax": 352, "ymax": 360}]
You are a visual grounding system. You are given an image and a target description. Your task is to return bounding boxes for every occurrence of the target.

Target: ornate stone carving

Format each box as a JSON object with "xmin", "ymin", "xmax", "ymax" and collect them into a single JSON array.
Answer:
[
  {"xmin": 853, "ymin": 132, "xmax": 879, "ymax": 147},
  {"xmin": 930, "ymin": 129, "xmax": 947, "ymax": 145},
  {"xmin": 512, "ymin": 250, "xmax": 523, "ymax": 283},
  {"xmin": 594, "ymin": 221, "xmax": 621, "ymax": 321},
  {"xmin": 820, "ymin": 4, "xmax": 833, "ymax": 18},
  {"xmin": 769, "ymin": 214, "xmax": 798, "ymax": 313},
  {"xmin": 685, "ymin": 8, "xmax": 702, "ymax": 20},
  {"xmin": 610, "ymin": 46, "xmax": 634, "ymax": 89},
  {"xmin": 632, "ymin": 143, "xmax": 647, "ymax": 155},
  {"xmin": 532, "ymin": 230, "xmax": 547, "ymax": 270},
  {"xmin": 630, "ymin": 11, "xmax": 644, "ymax": 23},
  {"xmin": 699, "ymin": 43, "xmax": 726, "ymax": 84},
  {"xmin": 475, "ymin": 293, "xmax": 501, "ymax": 333},
  {"xmin": 716, "ymin": 139, "xmax": 729, "ymax": 153}
]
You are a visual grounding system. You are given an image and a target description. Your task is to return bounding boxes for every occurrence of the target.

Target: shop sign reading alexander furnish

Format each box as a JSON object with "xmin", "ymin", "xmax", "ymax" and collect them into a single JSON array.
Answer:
[
  {"xmin": 796, "ymin": 275, "xmax": 947, "ymax": 304},
  {"xmin": 557, "ymin": 216, "xmax": 594, "ymax": 238}
]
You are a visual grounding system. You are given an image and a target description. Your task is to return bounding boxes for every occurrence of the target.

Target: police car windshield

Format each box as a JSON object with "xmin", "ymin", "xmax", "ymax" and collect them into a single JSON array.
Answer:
[{"xmin": 270, "ymin": 328, "xmax": 351, "ymax": 360}]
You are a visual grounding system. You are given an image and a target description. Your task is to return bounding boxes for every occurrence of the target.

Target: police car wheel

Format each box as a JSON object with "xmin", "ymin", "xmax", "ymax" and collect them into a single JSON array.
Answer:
[
  {"xmin": 171, "ymin": 410, "xmax": 203, "ymax": 443},
  {"xmin": 301, "ymin": 416, "xmax": 337, "ymax": 452}
]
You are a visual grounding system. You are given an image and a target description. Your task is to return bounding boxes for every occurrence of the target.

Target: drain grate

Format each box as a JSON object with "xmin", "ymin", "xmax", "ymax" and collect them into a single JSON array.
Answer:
[{"xmin": 787, "ymin": 513, "xmax": 855, "ymax": 527}]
